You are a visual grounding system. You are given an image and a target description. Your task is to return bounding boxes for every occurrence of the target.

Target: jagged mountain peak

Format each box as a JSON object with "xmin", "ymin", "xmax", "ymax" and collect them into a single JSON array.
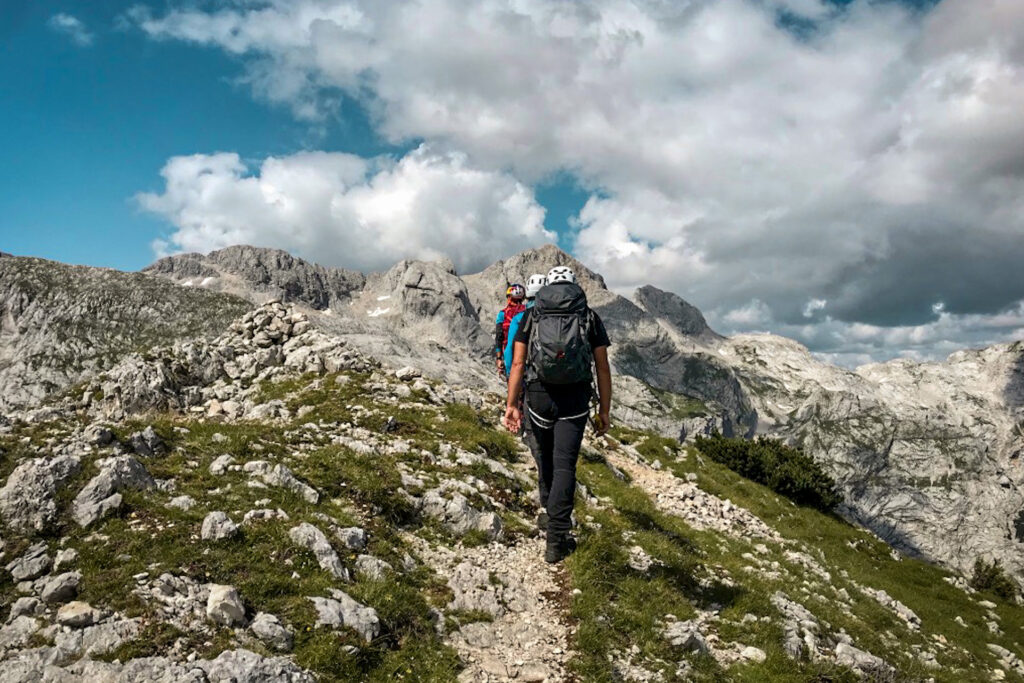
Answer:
[{"xmin": 632, "ymin": 284, "xmax": 722, "ymax": 342}]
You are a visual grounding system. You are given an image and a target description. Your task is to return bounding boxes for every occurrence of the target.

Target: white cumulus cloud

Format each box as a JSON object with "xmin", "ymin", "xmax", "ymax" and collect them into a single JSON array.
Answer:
[
  {"xmin": 138, "ymin": 146, "xmax": 552, "ymax": 274},
  {"xmin": 48, "ymin": 13, "xmax": 94, "ymax": 46}
]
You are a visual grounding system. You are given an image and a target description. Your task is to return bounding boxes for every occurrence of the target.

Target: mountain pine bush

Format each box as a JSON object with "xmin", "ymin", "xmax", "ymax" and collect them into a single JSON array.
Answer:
[
  {"xmin": 970, "ymin": 558, "xmax": 1019, "ymax": 600},
  {"xmin": 693, "ymin": 433, "xmax": 841, "ymax": 512}
]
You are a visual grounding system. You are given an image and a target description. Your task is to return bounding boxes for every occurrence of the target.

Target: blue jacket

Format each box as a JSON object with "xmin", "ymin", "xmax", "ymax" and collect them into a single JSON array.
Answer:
[{"xmin": 503, "ymin": 301, "xmax": 534, "ymax": 370}]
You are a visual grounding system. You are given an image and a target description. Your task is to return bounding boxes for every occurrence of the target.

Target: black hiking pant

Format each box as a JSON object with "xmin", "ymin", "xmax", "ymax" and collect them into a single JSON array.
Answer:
[{"xmin": 525, "ymin": 382, "xmax": 590, "ymax": 537}]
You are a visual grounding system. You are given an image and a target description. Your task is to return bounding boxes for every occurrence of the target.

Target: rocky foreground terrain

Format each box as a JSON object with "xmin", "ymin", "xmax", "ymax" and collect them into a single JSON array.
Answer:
[{"xmin": 0, "ymin": 245, "xmax": 1023, "ymax": 681}]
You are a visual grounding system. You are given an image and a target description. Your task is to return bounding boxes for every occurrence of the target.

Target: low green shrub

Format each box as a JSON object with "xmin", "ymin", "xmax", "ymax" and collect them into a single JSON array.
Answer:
[
  {"xmin": 970, "ymin": 558, "xmax": 1019, "ymax": 601},
  {"xmin": 693, "ymin": 433, "xmax": 841, "ymax": 512}
]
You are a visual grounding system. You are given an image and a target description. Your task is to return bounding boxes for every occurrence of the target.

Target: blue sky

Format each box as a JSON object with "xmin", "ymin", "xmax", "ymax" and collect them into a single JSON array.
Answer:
[
  {"xmin": 0, "ymin": 1, "xmax": 586, "ymax": 270},
  {"xmin": 2, "ymin": 0, "xmax": 1021, "ymax": 364}
]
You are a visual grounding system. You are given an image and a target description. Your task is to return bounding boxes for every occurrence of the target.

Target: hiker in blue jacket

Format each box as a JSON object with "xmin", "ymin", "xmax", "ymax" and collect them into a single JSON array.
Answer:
[
  {"xmin": 503, "ymin": 266, "xmax": 612, "ymax": 563},
  {"xmin": 504, "ymin": 274, "xmax": 550, "ymax": 529}
]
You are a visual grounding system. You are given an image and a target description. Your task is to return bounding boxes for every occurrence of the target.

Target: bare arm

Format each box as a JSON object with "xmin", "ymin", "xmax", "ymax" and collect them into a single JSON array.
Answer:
[
  {"xmin": 502, "ymin": 341, "xmax": 528, "ymax": 432},
  {"xmin": 593, "ymin": 345, "xmax": 611, "ymax": 434}
]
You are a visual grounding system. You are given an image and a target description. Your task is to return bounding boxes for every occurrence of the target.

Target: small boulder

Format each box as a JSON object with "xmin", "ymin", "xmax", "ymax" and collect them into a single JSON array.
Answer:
[
  {"xmin": 8, "ymin": 597, "xmax": 40, "ymax": 622},
  {"xmin": 335, "ymin": 527, "xmax": 367, "ymax": 551},
  {"xmin": 54, "ymin": 548, "xmax": 79, "ymax": 571},
  {"xmin": 41, "ymin": 571, "xmax": 82, "ymax": 603},
  {"xmin": 57, "ymin": 601, "xmax": 102, "ymax": 628},
  {"xmin": 206, "ymin": 585, "xmax": 246, "ymax": 626},
  {"xmin": 5, "ymin": 542, "xmax": 51, "ymax": 582},
  {"xmin": 250, "ymin": 612, "xmax": 293, "ymax": 651},
  {"xmin": 664, "ymin": 620, "xmax": 708, "ymax": 654},
  {"xmin": 84, "ymin": 424, "xmax": 114, "ymax": 446},
  {"xmin": 355, "ymin": 555, "xmax": 394, "ymax": 581},
  {"xmin": 395, "ymin": 366, "xmax": 422, "ymax": 381},
  {"xmin": 835, "ymin": 642, "xmax": 889, "ymax": 675},
  {"xmin": 308, "ymin": 589, "xmax": 380, "ymax": 642},
  {"xmin": 201, "ymin": 512, "xmax": 240, "ymax": 541},
  {"xmin": 167, "ymin": 495, "xmax": 196, "ymax": 511},
  {"xmin": 72, "ymin": 456, "xmax": 155, "ymax": 527},
  {"xmin": 210, "ymin": 454, "xmax": 236, "ymax": 476},
  {"xmin": 128, "ymin": 426, "xmax": 164, "ymax": 457},
  {"xmin": 740, "ymin": 645, "xmax": 767, "ymax": 663},
  {"xmin": 0, "ymin": 455, "xmax": 81, "ymax": 533},
  {"xmin": 290, "ymin": 523, "xmax": 348, "ymax": 581}
]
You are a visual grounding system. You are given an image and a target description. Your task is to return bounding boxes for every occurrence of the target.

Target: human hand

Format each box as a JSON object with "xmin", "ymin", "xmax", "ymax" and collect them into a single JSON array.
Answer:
[
  {"xmin": 596, "ymin": 410, "xmax": 610, "ymax": 436},
  {"xmin": 503, "ymin": 404, "xmax": 521, "ymax": 433}
]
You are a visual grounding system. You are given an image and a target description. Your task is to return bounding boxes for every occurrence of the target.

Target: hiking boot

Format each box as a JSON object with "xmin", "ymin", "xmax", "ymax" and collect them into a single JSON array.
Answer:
[
  {"xmin": 536, "ymin": 511, "xmax": 549, "ymax": 533},
  {"xmin": 544, "ymin": 534, "xmax": 577, "ymax": 564}
]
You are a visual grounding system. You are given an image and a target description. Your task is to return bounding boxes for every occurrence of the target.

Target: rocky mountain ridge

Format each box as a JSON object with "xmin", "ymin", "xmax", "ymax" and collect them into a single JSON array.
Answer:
[
  {"xmin": 2, "ymin": 245, "xmax": 1022, "ymax": 589},
  {"xmin": 0, "ymin": 256, "xmax": 250, "ymax": 412}
]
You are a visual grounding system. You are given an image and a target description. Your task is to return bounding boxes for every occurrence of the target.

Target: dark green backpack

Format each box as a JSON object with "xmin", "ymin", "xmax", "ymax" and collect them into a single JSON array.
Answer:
[{"xmin": 528, "ymin": 283, "xmax": 593, "ymax": 384}]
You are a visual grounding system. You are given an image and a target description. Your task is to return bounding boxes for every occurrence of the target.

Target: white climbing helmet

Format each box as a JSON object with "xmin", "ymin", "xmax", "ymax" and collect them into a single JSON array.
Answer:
[
  {"xmin": 546, "ymin": 266, "xmax": 575, "ymax": 285},
  {"xmin": 526, "ymin": 273, "xmax": 547, "ymax": 298}
]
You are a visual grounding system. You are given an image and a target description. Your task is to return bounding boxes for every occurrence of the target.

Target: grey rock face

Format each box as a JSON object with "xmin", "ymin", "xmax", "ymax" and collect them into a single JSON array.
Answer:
[
  {"xmin": 308, "ymin": 589, "xmax": 380, "ymax": 642},
  {"xmin": 633, "ymin": 285, "xmax": 721, "ymax": 342},
  {"xmin": 721, "ymin": 334, "xmax": 1024, "ymax": 578},
  {"xmin": 145, "ymin": 245, "xmax": 365, "ymax": 310},
  {"xmin": 354, "ymin": 257, "xmax": 483, "ymax": 351},
  {"xmin": 0, "ymin": 454, "xmax": 80, "ymax": 532},
  {"xmin": 289, "ymin": 523, "xmax": 349, "ymax": 581},
  {"xmin": 201, "ymin": 511, "xmax": 240, "ymax": 541},
  {"xmin": 72, "ymin": 456, "xmax": 155, "ymax": 526}
]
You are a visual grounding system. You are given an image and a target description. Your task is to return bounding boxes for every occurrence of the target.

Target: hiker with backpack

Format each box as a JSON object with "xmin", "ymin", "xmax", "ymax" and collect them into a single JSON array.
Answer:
[
  {"xmin": 494, "ymin": 284, "xmax": 527, "ymax": 379},
  {"xmin": 504, "ymin": 274, "xmax": 550, "ymax": 518},
  {"xmin": 502, "ymin": 266, "xmax": 612, "ymax": 563},
  {"xmin": 502, "ymin": 274, "xmax": 548, "ymax": 375}
]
